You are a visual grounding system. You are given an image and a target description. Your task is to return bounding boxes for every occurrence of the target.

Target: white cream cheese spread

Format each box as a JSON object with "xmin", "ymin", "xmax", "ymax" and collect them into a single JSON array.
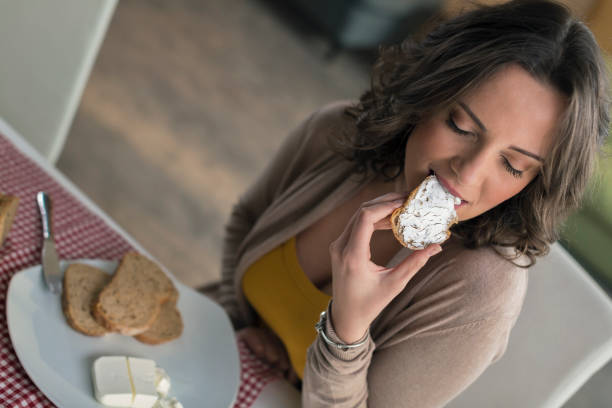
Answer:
[{"xmin": 396, "ymin": 175, "xmax": 459, "ymax": 249}]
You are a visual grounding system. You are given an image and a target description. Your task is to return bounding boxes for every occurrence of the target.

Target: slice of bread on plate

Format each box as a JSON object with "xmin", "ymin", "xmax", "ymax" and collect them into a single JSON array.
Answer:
[
  {"xmin": 61, "ymin": 252, "xmax": 183, "ymax": 343},
  {"xmin": 134, "ymin": 301, "xmax": 184, "ymax": 345},
  {"xmin": 0, "ymin": 194, "xmax": 19, "ymax": 247},
  {"xmin": 93, "ymin": 252, "xmax": 179, "ymax": 336},
  {"xmin": 62, "ymin": 263, "xmax": 111, "ymax": 337}
]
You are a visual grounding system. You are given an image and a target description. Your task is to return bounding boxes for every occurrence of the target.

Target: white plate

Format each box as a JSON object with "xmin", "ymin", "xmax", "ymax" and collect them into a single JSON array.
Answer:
[{"xmin": 6, "ymin": 259, "xmax": 240, "ymax": 407}]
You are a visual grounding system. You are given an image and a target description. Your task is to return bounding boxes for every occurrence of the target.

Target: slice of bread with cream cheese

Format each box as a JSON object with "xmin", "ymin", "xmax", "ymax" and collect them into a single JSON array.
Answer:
[{"xmin": 391, "ymin": 175, "xmax": 459, "ymax": 250}]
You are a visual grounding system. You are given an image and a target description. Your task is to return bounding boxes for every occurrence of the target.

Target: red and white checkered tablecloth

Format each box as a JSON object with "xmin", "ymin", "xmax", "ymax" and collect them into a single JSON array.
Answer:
[{"xmin": 0, "ymin": 132, "xmax": 283, "ymax": 407}]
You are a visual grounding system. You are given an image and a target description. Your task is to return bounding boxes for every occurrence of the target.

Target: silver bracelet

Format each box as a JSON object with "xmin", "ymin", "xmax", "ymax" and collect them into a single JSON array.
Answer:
[{"xmin": 315, "ymin": 310, "xmax": 368, "ymax": 351}]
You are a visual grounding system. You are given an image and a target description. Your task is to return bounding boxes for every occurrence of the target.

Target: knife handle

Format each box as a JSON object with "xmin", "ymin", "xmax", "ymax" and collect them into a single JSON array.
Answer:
[{"xmin": 36, "ymin": 192, "xmax": 53, "ymax": 239}]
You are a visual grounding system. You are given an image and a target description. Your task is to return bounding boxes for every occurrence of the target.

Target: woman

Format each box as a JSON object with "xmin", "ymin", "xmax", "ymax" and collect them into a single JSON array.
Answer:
[{"xmin": 215, "ymin": 1, "xmax": 610, "ymax": 406}]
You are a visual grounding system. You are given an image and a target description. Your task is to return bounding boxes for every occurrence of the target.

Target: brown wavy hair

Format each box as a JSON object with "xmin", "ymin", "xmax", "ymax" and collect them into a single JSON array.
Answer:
[{"xmin": 333, "ymin": 0, "xmax": 610, "ymax": 266}]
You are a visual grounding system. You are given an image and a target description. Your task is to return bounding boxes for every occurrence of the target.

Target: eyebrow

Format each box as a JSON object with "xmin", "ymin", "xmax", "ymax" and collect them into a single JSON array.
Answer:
[
  {"xmin": 458, "ymin": 101, "xmax": 487, "ymax": 132},
  {"xmin": 457, "ymin": 101, "xmax": 544, "ymax": 163},
  {"xmin": 509, "ymin": 146, "xmax": 544, "ymax": 162}
]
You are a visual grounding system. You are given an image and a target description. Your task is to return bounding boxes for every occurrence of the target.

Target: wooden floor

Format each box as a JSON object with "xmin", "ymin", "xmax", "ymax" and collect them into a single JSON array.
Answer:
[
  {"xmin": 56, "ymin": 0, "xmax": 610, "ymax": 406},
  {"xmin": 57, "ymin": 0, "xmax": 369, "ymax": 288}
]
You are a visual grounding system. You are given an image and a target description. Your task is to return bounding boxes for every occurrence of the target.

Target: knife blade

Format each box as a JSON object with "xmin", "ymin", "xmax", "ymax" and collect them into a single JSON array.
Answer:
[{"xmin": 37, "ymin": 192, "xmax": 62, "ymax": 294}]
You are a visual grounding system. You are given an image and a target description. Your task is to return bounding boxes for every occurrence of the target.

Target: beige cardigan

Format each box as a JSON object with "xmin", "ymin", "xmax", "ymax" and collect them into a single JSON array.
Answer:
[{"xmin": 218, "ymin": 100, "xmax": 528, "ymax": 407}]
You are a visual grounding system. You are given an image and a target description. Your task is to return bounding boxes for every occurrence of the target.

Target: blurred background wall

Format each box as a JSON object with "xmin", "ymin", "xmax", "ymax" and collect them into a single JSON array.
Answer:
[{"xmin": 55, "ymin": 0, "xmax": 612, "ymax": 405}]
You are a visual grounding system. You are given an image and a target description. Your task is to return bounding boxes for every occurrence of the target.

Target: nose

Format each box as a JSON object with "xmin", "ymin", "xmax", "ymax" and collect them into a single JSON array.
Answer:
[{"xmin": 450, "ymin": 145, "xmax": 489, "ymax": 187}]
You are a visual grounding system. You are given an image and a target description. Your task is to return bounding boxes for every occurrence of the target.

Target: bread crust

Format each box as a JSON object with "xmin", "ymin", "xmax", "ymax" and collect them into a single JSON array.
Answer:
[
  {"xmin": 134, "ymin": 301, "xmax": 184, "ymax": 345},
  {"xmin": 0, "ymin": 194, "xmax": 19, "ymax": 248},
  {"xmin": 61, "ymin": 253, "xmax": 183, "ymax": 344},
  {"xmin": 390, "ymin": 176, "xmax": 457, "ymax": 250},
  {"xmin": 62, "ymin": 264, "xmax": 111, "ymax": 337},
  {"xmin": 92, "ymin": 302, "xmax": 160, "ymax": 335},
  {"xmin": 93, "ymin": 252, "xmax": 178, "ymax": 336},
  {"xmin": 390, "ymin": 182, "xmax": 421, "ymax": 249}
]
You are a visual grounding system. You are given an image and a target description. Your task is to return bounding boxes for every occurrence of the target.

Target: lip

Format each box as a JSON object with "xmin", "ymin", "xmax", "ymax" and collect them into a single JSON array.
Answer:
[{"xmin": 433, "ymin": 172, "xmax": 468, "ymax": 203}]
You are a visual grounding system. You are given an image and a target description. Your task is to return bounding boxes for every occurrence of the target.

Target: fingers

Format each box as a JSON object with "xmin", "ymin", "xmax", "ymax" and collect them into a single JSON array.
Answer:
[
  {"xmin": 346, "ymin": 198, "xmax": 406, "ymax": 258},
  {"xmin": 331, "ymin": 192, "xmax": 406, "ymax": 261},
  {"xmin": 373, "ymin": 217, "xmax": 392, "ymax": 231},
  {"xmin": 363, "ymin": 191, "xmax": 407, "ymax": 205},
  {"xmin": 263, "ymin": 332, "xmax": 291, "ymax": 376},
  {"xmin": 392, "ymin": 244, "xmax": 442, "ymax": 283},
  {"xmin": 237, "ymin": 327, "xmax": 292, "ymax": 375},
  {"xmin": 286, "ymin": 367, "xmax": 300, "ymax": 386},
  {"xmin": 237, "ymin": 327, "xmax": 265, "ymax": 355}
]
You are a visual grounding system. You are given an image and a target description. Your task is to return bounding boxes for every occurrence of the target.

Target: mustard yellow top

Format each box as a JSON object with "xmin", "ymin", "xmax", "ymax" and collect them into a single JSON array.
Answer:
[{"xmin": 242, "ymin": 236, "xmax": 331, "ymax": 379}]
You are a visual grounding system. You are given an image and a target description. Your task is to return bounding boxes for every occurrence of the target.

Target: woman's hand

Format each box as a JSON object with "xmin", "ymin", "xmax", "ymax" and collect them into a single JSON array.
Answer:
[
  {"xmin": 329, "ymin": 192, "xmax": 443, "ymax": 344},
  {"xmin": 236, "ymin": 326, "xmax": 300, "ymax": 386}
]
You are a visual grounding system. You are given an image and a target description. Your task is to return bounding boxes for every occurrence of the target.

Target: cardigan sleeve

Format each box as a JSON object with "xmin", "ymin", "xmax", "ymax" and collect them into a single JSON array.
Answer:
[
  {"xmin": 302, "ymin": 301, "xmax": 376, "ymax": 407},
  {"xmin": 303, "ymin": 316, "xmax": 514, "ymax": 408},
  {"xmin": 362, "ymin": 317, "xmax": 515, "ymax": 408},
  {"xmin": 218, "ymin": 101, "xmax": 356, "ymax": 329},
  {"xmin": 302, "ymin": 246, "xmax": 527, "ymax": 407}
]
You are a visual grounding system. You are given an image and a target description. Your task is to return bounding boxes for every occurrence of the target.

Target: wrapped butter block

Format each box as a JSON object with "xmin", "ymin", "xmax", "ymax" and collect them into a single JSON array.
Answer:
[{"xmin": 92, "ymin": 356, "xmax": 160, "ymax": 408}]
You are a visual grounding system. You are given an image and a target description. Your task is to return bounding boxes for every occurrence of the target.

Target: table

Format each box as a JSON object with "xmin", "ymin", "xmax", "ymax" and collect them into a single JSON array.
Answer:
[{"xmin": 0, "ymin": 118, "xmax": 300, "ymax": 407}]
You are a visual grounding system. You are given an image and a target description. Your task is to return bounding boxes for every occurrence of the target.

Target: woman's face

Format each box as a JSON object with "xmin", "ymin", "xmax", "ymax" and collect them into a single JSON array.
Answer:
[{"xmin": 402, "ymin": 64, "xmax": 566, "ymax": 222}]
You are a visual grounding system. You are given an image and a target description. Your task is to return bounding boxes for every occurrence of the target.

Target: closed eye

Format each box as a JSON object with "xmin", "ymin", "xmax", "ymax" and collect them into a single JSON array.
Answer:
[
  {"xmin": 447, "ymin": 110, "xmax": 524, "ymax": 179},
  {"xmin": 446, "ymin": 113, "xmax": 473, "ymax": 137},
  {"xmin": 502, "ymin": 156, "xmax": 523, "ymax": 178}
]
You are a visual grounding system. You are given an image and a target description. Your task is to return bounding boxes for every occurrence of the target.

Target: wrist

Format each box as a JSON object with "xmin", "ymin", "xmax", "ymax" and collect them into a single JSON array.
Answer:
[
  {"xmin": 329, "ymin": 301, "xmax": 369, "ymax": 344},
  {"xmin": 315, "ymin": 308, "xmax": 369, "ymax": 351}
]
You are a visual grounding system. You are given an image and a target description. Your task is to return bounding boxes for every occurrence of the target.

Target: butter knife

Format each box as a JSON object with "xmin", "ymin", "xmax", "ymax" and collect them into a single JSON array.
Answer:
[{"xmin": 36, "ymin": 192, "xmax": 62, "ymax": 294}]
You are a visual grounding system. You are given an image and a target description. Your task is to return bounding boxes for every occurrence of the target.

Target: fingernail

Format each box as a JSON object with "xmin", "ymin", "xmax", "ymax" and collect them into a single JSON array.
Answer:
[{"xmin": 431, "ymin": 245, "xmax": 442, "ymax": 255}]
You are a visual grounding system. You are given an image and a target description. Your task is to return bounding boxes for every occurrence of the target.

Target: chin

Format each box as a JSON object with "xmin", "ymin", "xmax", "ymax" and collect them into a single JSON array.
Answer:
[{"xmin": 454, "ymin": 206, "xmax": 471, "ymax": 221}]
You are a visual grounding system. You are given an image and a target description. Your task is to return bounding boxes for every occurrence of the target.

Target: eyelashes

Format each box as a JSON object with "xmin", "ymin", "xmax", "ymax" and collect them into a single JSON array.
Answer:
[
  {"xmin": 445, "ymin": 114, "xmax": 471, "ymax": 136},
  {"xmin": 445, "ymin": 112, "xmax": 524, "ymax": 178},
  {"xmin": 502, "ymin": 157, "xmax": 523, "ymax": 178}
]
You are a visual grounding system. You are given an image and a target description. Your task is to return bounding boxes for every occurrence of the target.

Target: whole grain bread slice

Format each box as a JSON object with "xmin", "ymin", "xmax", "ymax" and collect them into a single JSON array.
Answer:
[
  {"xmin": 62, "ymin": 264, "xmax": 111, "ymax": 337},
  {"xmin": 134, "ymin": 300, "xmax": 183, "ymax": 345},
  {"xmin": 0, "ymin": 194, "xmax": 19, "ymax": 247},
  {"xmin": 93, "ymin": 252, "xmax": 178, "ymax": 335}
]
